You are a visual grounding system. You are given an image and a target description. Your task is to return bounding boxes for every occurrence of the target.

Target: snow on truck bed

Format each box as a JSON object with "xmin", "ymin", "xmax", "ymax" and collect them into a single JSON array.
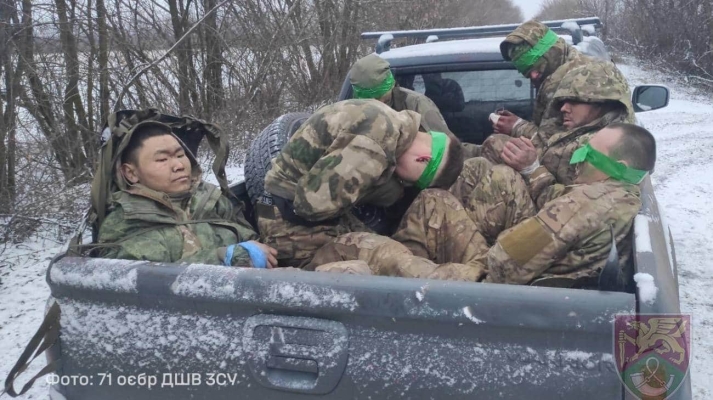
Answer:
[{"xmin": 1, "ymin": 62, "xmax": 712, "ymax": 399}]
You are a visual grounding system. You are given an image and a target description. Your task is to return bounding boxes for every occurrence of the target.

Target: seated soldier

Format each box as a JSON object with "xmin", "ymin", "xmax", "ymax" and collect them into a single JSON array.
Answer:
[
  {"xmin": 98, "ymin": 121, "xmax": 277, "ymax": 268},
  {"xmin": 499, "ymin": 61, "xmax": 634, "ymax": 186},
  {"xmin": 350, "ymin": 54, "xmax": 481, "ymax": 159},
  {"xmin": 423, "ymin": 73, "xmax": 466, "ymax": 113},
  {"xmin": 312, "ymin": 123, "xmax": 654, "ymax": 286},
  {"xmin": 259, "ymin": 99, "xmax": 464, "ymax": 268}
]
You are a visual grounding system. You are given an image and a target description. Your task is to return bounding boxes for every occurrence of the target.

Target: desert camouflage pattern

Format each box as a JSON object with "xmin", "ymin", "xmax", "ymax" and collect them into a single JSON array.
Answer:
[
  {"xmin": 392, "ymin": 189, "xmax": 489, "ymax": 267},
  {"xmin": 98, "ymin": 181, "xmax": 258, "ymax": 266},
  {"xmin": 501, "ymin": 21, "xmax": 593, "ymax": 144},
  {"xmin": 485, "ymin": 180, "xmax": 642, "ymax": 284},
  {"xmin": 308, "ymin": 230, "xmax": 486, "ymax": 282},
  {"xmin": 265, "ymin": 99, "xmax": 421, "ymax": 221},
  {"xmin": 449, "ymin": 158, "xmax": 537, "ymax": 244},
  {"xmin": 540, "ymin": 62, "xmax": 635, "ymax": 184}
]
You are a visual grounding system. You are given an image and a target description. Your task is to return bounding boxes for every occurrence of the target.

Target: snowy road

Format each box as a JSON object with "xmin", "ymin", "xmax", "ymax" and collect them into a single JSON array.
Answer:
[{"xmin": 0, "ymin": 63, "xmax": 712, "ymax": 399}]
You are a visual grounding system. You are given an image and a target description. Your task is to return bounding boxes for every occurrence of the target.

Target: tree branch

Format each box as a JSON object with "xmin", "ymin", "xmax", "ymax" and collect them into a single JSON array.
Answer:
[{"xmin": 112, "ymin": 0, "xmax": 231, "ymax": 111}]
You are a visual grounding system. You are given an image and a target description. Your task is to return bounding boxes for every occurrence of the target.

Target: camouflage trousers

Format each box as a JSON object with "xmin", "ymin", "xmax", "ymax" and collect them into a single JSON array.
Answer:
[
  {"xmin": 256, "ymin": 202, "xmax": 368, "ymax": 268},
  {"xmin": 449, "ymin": 157, "xmax": 537, "ymax": 244},
  {"xmin": 308, "ymin": 189, "xmax": 489, "ymax": 282}
]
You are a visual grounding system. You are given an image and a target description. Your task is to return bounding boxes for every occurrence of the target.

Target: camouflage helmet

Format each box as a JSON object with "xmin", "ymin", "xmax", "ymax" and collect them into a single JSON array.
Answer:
[
  {"xmin": 349, "ymin": 54, "xmax": 396, "ymax": 99},
  {"xmin": 553, "ymin": 62, "xmax": 635, "ymax": 118},
  {"xmin": 500, "ymin": 20, "xmax": 567, "ymax": 78}
]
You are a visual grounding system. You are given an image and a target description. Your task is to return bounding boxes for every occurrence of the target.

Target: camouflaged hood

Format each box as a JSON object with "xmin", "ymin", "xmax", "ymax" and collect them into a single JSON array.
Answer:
[
  {"xmin": 553, "ymin": 62, "xmax": 635, "ymax": 118},
  {"xmin": 500, "ymin": 20, "xmax": 568, "ymax": 78},
  {"xmin": 112, "ymin": 120, "xmax": 202, "ymax": 193}
]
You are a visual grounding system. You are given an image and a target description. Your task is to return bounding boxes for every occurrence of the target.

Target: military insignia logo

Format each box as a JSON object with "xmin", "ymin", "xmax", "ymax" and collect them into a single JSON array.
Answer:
[{"xmin": 615, "ymin": 314, "xmax": 691, "ymax": 399}]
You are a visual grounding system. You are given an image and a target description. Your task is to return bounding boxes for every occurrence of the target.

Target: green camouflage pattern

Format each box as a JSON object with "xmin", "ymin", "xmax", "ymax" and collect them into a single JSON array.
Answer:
[
  {"xmin": 449, "ymin": 158, "xmax": 537, "ymax": 244},
  {"xmin": 265, "ymin": 99, "xmax": 420, "ymax": 222},
  {"xmin": 485, "ymin": 180, "xmax": 642, "ymax": 284},
  {"xmin": 542, "ymin": 62, "xmax": 635, "ymax": 184},
  {"xmin": 98, "ymin": 181, "xmax": 258, "ymax": 266}
]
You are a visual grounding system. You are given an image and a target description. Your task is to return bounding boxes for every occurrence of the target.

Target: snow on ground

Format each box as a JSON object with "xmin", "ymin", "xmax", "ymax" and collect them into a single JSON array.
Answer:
[
  {"xmin": 1, "ymin": 62, "xmax": 712, "ymax": 398},
  {"xmin": 621, "ymin": 62, "xmax": 713, "ymax": 399}
]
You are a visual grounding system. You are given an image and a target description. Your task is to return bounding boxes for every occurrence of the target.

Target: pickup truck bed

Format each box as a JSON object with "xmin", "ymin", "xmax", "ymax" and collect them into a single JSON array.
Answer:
[{"xmin": 49, "ymin": 256, "xmax": 634, "ymax": 399}]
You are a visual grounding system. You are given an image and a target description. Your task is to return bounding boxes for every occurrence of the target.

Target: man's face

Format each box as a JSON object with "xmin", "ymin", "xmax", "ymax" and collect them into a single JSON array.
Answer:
[
  {"xmin": 121, "ymin": 134, "xmax": 192, "ymax": 194},
  {"xmin": 574, "ymin": 127, "xmax": 623, "ymax": 184},
  {"xmin": 561, "ymin": 100, "xmax": 603, "ymax": 130}
]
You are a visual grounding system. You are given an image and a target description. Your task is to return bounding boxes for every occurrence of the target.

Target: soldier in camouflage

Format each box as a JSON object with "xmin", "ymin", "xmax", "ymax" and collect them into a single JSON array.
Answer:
[
  {"xmin": 312, "ymin": 123, "xmax": 654, "ymax": 285},
  {"xmin": 500, "ymin": 61, "xmax": 635, "ymax": 187},
  {"xmin": 486, "ymin": 20, "xmax": 594, "ymax": 153},
  {"xmin": 350, "ymin": 54, "xmax": 482, "ymax": 159},
  {"xmin": 260, "ymin": 99, "xmax": 464, "ymax": 268},
  {"xmin": 98, "ymin": 121, "xmax": 276, "ymax": 268}
]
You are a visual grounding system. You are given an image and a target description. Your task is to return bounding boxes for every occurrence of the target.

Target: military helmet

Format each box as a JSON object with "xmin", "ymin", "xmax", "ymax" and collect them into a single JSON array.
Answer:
[{"xmin": 553, "ymin": 62, "xmax": 635, "ymax": 117}]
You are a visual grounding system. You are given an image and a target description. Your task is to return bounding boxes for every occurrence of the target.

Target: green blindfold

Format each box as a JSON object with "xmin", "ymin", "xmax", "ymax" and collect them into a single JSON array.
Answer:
[
  {"xmin": 352, "ymin": 71, "xmax": 396, "ymax": 99},
  {"xmin": 511, "ymin": 29, "xmax": 558, "ymax": 75},
  {"xmin": 416, "ymin": 131, "xmax": 447, "ymax": 189},
  {"xmin": 569, "ymin": 143, "xmax": 647, "ymax": 184}
]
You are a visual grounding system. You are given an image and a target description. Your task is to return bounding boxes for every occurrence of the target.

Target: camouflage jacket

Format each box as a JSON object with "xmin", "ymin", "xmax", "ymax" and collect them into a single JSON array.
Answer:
[
  {"xmin": 540, "ymin": 62, "xmax": 635, "ymax": 184},
  {"xmin": 392, "ymin": 84, "xmax": 482, "ymax": 159},
  {"xmin": 484, "ymin": 180, "xmax": 641, "ymax": 284},
  {"xmin": 98, "ymin": 182, "xmax": 258, "ymax": 266},
  {"xmin": 264, "ymin": 99, "xmax": 421, "ymax": 222},
  {"xmin": 511, "ymin": 45, "xmax": 592, "ymax": 144},
  {"xmin": 391, "ymin": 85, "xmax": 450, "ymax": 133}
]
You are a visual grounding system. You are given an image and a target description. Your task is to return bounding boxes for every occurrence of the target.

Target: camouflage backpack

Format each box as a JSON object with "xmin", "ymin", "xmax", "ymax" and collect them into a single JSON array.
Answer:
[{"xmin": 81, "ymin": 108, "xmax": 234, "ymax": 246}]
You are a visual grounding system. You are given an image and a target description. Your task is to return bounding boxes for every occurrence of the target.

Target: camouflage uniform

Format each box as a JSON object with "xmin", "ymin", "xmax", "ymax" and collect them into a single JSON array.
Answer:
[
  {"xmin": 540, "ymin": 62, "xmax": 635, "ymax": 185},
  {"xmin": 350, "ymin": 54, "xmax": 482, "ymax": 159},
  {"xmin": 500, "ymin": 20, "xmax": 593, "ymax": 146},
  {"xmin": 449, "ymin": 157, "xmax": 537, "ymax": 244},
  {"xmin": 98, "ymin": 177, "xmax": 258, "ymax": 266},
  {"xmin": 484, "ymin": 179, "xmax": 641, "ymax": 285},
  {"xmin": 260, "ymin": 99, "xmax": 421, "ymax": 267}
]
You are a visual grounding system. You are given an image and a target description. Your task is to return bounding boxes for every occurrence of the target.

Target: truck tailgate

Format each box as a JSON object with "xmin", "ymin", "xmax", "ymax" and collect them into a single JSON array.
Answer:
[{"xmin": 48, "ymin": 256, "xmax": 635, "ymax": 399}]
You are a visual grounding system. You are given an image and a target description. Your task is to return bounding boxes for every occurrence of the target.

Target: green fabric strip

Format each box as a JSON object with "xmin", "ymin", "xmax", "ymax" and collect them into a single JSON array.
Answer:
[
  {"xmin": 352, "ymin": 71, "xmax": 396, "ymax": 99},
  {"xmin": 416, "ymin": 131, "xmax": 447, "ymax": 189},
  {"xmin": 512, "ymin": 29, "xmax": 558, "ymax": 74},
  {"xmin": 569, "ymin": 143, "xmax": 647, "ymax": 184}
]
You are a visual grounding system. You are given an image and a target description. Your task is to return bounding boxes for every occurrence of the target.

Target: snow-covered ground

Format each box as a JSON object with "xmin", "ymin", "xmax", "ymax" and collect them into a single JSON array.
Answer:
[{"xmin": 1, "ymin": 62, "xmax": 712, "ymax": 398}]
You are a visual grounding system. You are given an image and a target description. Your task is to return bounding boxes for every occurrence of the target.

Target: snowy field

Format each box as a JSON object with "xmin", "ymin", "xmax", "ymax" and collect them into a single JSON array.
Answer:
[{"xmin": 1, "ymin": 62, "xmax": 712, "ymax": 398}]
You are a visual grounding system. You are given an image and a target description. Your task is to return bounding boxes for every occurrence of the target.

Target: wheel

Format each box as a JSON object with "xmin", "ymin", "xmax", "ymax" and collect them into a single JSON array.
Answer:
[{"xmin": 244, "ymin": 113, "xmax": 311, "ymax": 204}]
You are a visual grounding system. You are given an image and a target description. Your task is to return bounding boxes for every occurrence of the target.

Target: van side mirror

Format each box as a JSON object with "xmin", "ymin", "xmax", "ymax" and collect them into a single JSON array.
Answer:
[{"xmin": 632, "ymin": 85, "xmax": 669, "ymax": 112}]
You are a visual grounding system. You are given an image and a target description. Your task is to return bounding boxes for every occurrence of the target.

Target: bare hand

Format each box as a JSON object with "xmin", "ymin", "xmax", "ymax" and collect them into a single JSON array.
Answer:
[
  {"xmin": 247, "ymin": 240, "xmax": 279, "ymax": 269},
  {"xmin": 493, "ymin": 110, "xmax": 520, "ymax": 136},
  {"xmin": 501, "ymin": 137, "xmax": 537, "ymax": 171}
]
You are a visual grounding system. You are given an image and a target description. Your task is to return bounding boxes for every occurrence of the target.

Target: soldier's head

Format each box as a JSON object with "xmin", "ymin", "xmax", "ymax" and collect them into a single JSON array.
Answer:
[
  {"xmin": 119, "ymin": 121, "xmax": 193, "ymax": 194},
  {"xmin": 350, "ymin": 54, "xmax": 396, "ymax": 104},
  {"xmin": 572, "ymin": 123, "xmax": 656, "ymax": 184},
  {"xmin": 395, "ymin": 131, "xmax": 464, "ymax": 190},
  {"xmin": 555, "ymin": 63, "xmax": 634, "ymax": 130},
  {"xmin": 500, "ymin": 20, "xmax": 567, "ymax": 86}
]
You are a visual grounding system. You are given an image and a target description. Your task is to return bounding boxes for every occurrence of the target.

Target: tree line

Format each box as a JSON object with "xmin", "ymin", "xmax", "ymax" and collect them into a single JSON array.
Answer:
[{"xmin": 0, "ymin": 0, "xmax": 522, "ymax": 244}]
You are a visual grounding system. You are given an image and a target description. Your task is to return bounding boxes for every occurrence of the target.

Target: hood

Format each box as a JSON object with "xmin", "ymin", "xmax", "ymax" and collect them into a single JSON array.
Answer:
[{"xmin": 112, "ymin": 120, "xmax": 202, "ymax": 192}]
